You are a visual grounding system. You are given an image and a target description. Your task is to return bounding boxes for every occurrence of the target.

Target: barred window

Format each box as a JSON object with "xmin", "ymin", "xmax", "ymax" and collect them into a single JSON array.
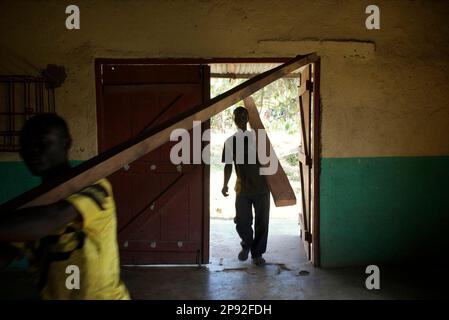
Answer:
[{"xmin": 0, "ymin": 76, "xmax": 56, "ymax": 151}]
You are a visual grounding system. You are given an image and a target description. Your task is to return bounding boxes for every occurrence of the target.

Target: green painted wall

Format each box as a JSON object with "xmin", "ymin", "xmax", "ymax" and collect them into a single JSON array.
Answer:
[
  {"xmin": 0, "ymin": 162, "xmax": 40, "ymax": 205},
  {"xmin": 320, "ymin": 156, "xmax": 449, "ymax": 267},
  {"xmin": 0, "ymin": 161, "xmax": 83, "ymax": 205},
  {"xmin": 2, "ymin": 157, "xmax": 448, "ymax": 268}
]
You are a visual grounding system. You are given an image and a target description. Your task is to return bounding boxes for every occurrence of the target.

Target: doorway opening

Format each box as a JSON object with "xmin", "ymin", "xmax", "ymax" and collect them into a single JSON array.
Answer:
[
  {"xmin": 208, "ymin": 62, "xmax": 308, "ymax": 268},
  {"xmin": 94, "ymin": 56, "xmax": 320, "ymax": 268}
]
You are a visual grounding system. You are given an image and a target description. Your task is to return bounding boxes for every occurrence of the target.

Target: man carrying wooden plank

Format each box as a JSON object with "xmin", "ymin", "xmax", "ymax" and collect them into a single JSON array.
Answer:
[
  {"xmin": 0, "ymin": 54, "xmax": 316, "ymax": 275},
  {"xmin": 0, "ymin": 114, "xmax": 130, "ymax": 300},
  {"xmin": 221, "ymin": 107, "xmax": 271, "ymax": 266},
  {"xmin": 0, "ymin": 55, "xmax": 316, "ymax": 212}
]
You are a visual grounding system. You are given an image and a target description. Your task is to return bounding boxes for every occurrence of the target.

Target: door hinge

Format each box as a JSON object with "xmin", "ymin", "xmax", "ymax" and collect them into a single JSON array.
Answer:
[
  {"xmin": 306, "ymin": 80, "xmax": 314, "ymax": 92},
  {"xmin": 306, "ymin": 156, "xmax": 312, "ymax": 167},
  {"xmin": 304, "ymin": 231, "xmax": 312, "ymax": 243}
]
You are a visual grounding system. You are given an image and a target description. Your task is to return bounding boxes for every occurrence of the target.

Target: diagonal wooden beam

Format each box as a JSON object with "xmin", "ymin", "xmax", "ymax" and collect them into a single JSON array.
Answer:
[
  {"xmin": 243, "ymin": 97, "xmax": 296, "ymax": 207},
  {"xmin": 0, "ymin": 53, "xmax": 318, "ymax": 212}
]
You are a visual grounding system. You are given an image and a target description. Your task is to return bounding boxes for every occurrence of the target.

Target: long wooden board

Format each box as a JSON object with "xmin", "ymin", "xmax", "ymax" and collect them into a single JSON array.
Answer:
[
  {"xmin": 0, "ymin": 53, "xmax": 318, "ymax": 212},
  {"xmin": 243, "ymin": 97, "xmax": 296, "ymax": 207}
]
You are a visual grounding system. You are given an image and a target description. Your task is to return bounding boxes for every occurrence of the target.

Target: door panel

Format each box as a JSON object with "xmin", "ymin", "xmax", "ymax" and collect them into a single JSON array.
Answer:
[
  {"xmin": 97, "ymin": 64, "xmax": 210, "ymax": 265},
  {"xmin": 298, "ymin": 64, "xmax": 313, "ymax": 260}
]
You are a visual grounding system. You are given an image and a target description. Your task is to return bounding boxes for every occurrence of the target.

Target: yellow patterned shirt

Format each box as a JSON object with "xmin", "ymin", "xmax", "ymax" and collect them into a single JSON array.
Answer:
[{"xmin": 33, "ymin": 178, "xmax": 130, "ymax": 300}]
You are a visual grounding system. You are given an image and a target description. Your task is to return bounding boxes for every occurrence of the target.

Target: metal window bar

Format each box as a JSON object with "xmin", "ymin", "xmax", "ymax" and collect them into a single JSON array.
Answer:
[{"xmin": 0, "ymin": 75, "xmax": 56, "ymax": 152}]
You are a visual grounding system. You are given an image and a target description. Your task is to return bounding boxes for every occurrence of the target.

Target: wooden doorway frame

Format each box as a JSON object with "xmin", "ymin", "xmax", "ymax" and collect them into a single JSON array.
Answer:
[{"xmin": 94, "ymin": 56, "xmax": 321, "ymax": 267}]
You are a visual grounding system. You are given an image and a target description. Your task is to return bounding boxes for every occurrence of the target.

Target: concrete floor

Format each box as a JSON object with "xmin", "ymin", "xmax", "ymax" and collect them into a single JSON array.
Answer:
[
  {"xmin": 1, "ymin": 219, "xmax": 446, "ymax": 299},
  {"xmin": 121, "ymin": 220, "xmax": 448, "ymax": 300}
]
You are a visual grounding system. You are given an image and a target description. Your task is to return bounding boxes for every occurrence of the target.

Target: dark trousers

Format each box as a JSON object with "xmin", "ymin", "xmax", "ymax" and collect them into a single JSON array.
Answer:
[{"xmin": 234, "ymin": 192, "xmax": 270, "ymax": 258}]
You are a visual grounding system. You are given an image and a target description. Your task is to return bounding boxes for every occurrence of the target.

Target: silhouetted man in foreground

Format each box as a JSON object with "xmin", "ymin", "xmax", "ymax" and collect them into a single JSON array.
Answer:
[
  {"xmin": 222, "ymin": 107, "xmax": 270, "ymax": 266},
  {"xmin": 0, "ymin": 114, "xmax": 129, "ymax": 299}
]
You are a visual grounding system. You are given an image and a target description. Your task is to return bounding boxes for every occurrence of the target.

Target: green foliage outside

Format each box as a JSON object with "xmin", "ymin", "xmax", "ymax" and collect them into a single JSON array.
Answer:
[
  {"xmin": 286, "ymin": 153, "xmax": 299, "ymax": 167},
  {"xmin": 210, "ymin": 77, "xmax": 300, "ymax": 135},
  {"xmin": 210, "ymin": 76, "xmax": 302, "ymax": 197}
]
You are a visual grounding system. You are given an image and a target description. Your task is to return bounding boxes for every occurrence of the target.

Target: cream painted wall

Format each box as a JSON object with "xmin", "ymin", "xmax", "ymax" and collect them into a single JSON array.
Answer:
[{"xmin": 0, "ymin": 0, "xmax": 448, "ymax": 160}]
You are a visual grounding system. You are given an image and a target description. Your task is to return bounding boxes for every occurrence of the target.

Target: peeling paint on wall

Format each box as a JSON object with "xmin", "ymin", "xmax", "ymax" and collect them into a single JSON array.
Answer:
[{"xmin": 0, "ymin": 0, "xmax": 447, "ymax": 160}]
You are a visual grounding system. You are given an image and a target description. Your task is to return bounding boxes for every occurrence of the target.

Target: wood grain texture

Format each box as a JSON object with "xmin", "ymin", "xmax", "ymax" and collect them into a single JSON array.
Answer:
[{"xmin": 243, "ymin": 96, "xmax": 296, "ymax": 207}]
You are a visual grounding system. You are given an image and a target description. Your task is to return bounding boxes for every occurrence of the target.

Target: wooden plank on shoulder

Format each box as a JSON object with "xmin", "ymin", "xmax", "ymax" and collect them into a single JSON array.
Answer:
[{"xmin": 243, "ymin": 96, "xmax": 296, "ymax": 207}]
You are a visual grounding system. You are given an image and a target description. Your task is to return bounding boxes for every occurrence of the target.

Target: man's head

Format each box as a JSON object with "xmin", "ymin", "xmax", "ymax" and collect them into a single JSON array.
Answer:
[
  {"xmin": 20, "ymin": 114, "xmax": 72, "ymax": 178},
  {"xmin": 233, "ymin": 107, "xmax": 249, "ymax": 131}
]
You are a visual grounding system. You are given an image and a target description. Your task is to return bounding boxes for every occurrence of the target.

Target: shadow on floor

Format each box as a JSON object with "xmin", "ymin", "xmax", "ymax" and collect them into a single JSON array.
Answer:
[
  {"xmin": 121, "ymin": 220, "xmax": 448, "ymax": 300},
  {"xmin": 1, "ymin": 220, "xmax": 447, "ymax": 299}
]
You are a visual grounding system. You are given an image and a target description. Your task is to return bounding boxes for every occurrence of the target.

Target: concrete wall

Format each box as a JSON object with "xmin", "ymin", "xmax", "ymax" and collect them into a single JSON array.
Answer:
[{"xmin": 1, "ymin": 0, "xmax": 448, "ymax": 267}]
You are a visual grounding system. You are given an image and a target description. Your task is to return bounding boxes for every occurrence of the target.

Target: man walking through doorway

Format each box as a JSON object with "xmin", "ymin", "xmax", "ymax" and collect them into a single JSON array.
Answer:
[{"xmin": 221, "ymin": 107, "xmax": 270, "ymax": 266}]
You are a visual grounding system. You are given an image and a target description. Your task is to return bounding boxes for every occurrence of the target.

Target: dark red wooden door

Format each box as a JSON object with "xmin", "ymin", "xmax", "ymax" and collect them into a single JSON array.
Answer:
[{"xmin": 96, "ymin": 63, "xmax": 210, "ymax": 265}]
